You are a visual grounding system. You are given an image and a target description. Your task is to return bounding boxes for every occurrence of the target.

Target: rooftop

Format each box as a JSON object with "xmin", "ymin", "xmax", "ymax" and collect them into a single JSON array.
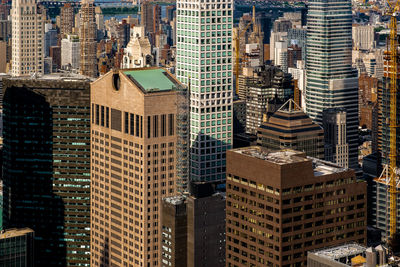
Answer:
[
  {"xmin": 0, "ymin": 228, "xmax": 34, "ymax": 239},
  {"xmin": 164, "ymin": 195, "xmax": 186, "ymax": 205},
  {"xmin": 232, "ymin": 146, "xmax": 308, "ymax": 165},
  {"xmin": 310, "ymin": 243, "xmax": 366, "ymax": 261},
  {"xmin": 232, "ymin": 146, "xmax": 346, "ymax": 175},
  {"xmin": 4, "ymin": 72, "xmax": 94, "ymax": 82},
  {"xmin": 123, "ymin": 68, "xmax": 181, "ymax": 92}
]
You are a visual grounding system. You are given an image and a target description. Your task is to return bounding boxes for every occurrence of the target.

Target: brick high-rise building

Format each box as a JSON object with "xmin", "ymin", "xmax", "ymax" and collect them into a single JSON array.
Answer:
[
  {"xmin": 60, "ymin": 3, "xmax": 74, "ymax": 37},
  {"xmin": 2, "ymin": 74, "xmax": 92, "ymax": 266},
  {"xmin": 11, "ymin": 0, "xmax": 45, "ymax": 76},
  {"xmin": 80, "ymin": 0, "xmax": 97, "ymax": 78},
  {"xmin": 141, "ymin": 1, "xmax": 161, "ymax": 45},
  {"xmin": 161, "ymin": 195, "xmax": 187, "ymax": 267},
  {"xmin": 90, "ymin": 68, "xmax": 186, "ymax": 267},
  {"xmin": 226, "ymin": 146, "xmax": 367, "ymax": 267}
]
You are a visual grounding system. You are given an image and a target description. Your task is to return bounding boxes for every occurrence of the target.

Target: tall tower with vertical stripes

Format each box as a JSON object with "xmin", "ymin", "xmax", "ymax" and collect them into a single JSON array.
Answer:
[{"xmin": 306, "ymin": 0, "xmax": 359, "ymax": 169}]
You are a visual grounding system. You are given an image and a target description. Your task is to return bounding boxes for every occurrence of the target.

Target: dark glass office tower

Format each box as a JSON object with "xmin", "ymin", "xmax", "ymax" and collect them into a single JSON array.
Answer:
[{"xmin": 2, "ymin": 75, "xmax": 91, "ymax": 266}]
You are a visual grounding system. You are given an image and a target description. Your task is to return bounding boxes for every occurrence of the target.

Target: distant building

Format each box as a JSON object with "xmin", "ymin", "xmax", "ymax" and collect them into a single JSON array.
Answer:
[
  {"xmin": 60, "ymin": 3, "xmax": 74, "ymax": 37},
  {"xmin": 287, "ymin": 44, "xmax": 302, "ymax": 69},
  {"xmin": 257, "ymin": 99, "xmax": 324, "ymax": 159},
  {"xmin": 288, "ymin": 60, "xmax": 306, "ymax": 108},
  {"xmin": 44, "ymin": 24, "xmax": 58, "ymax": 58},
  {"xmin": 121, "ymin": 34, "xmax": 153, "ymax": 69},
  {"xmin": 226, "ymin": 147, "xmax": 367, "ymax": 267},
  {"xmin": 0, "ymin": 19, "xmax": 11, "ymax": 41},
  {"xmin": 323, "ymin": 108, "xmax": 349, "ymax": 168},
  {"xmin": 352, "ymin": 25, "xmax": 375, "ymax": 51},
  {"xmin": 11, "ymin": 0, "xmax": 45, "ymax": 76},
  {"xmin": 233, "ymin": 98, "xmax": 246, "ymax": 135},
  {"xmin": 0, "ymin": 40, "xmax": 6, "ymax": 73},
  {"xmin": 61, "ymin": 34, "xmax": 80, "ymax": 70},
  {"xmin": 50, "ymin": 46, "xmax": 61, "ymax": 71},
  {"xmin": 287, "ymin": 27, "xmax": 306, "ymax": 61},
  {"xmin": 80, "ymin": 0, "xmax": 97, "ymax": 78},
  {"xmin": 273, "ymin": 17, "xmax": 292, "ymax": 33},
  {"xmin": 269, "ymin": 31, "xmax": 287, "ymax": 70},
  {"xmin": 246, "ymin": 69, "xmax": 293, "ymax": 135},
  {"xmin": 0, "ymin": 228, "xmax": 34, "ymax": 266},
  {"xmin": 274, "ymin": 41, "xmax": 288, "ymax": 72},
  {"xmin": 141, "ymin": 1, "xmax": 161, "ymax": 45},
  {"xmin": 3, "ymin": 74, "xmax": 92, "ymax": 266}
]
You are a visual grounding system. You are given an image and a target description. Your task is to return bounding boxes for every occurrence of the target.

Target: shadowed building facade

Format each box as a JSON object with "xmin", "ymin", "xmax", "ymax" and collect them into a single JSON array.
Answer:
[{"xmin": 2, "ymin": 75, "xmax": 92, "ymax": 266}]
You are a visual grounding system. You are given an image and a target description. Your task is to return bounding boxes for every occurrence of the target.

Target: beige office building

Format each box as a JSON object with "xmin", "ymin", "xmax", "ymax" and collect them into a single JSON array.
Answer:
[
  {"xmin": 90, "ymin": 68, "xmax": 186, "ymax": 267},
  {"xmin": 11, "ymin": 0, "xmax": 45, "ymax": 76}
]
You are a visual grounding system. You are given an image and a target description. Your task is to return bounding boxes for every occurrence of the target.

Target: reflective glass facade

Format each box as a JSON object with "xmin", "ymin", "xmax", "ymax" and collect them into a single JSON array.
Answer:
[
  {"xmin": 2, "ymin": 77, "xmax": 91, "ymax": 266},
  {"xmin": 306, "ymin": 0, "xmax": 359, "ymax": 169},
  {"xmin": 176, "ymin": 0, "xmax": 234, "ymax": 181}
]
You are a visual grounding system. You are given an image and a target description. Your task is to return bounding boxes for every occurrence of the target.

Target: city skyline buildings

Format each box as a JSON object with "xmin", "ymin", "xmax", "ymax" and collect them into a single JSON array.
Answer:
[
  {"xmin": 176, "ymin": 0, "xmax": 234, "ymax": 182},
  {"xmin": 305, "ymin": 0, "xmax": 359, "ymax": 169}
]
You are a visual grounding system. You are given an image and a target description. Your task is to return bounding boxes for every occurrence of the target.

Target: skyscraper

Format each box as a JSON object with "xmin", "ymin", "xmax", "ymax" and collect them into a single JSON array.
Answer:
[
  {"xmin": 306, "ymin": 0, "xmax": 359, "ymax": 169},
  {"xmin": 176, "ymin": 0, "xmax": 234, "ymax": 182},
  {"xmin": 141, "ymin": 1, "xmax": 161, "ymax": 45},
  {"xmin": 2, "ymin": 74, "xmax": 92, "ymax": 266},
  {"xmin": 80, "ymin": 0, "xmax": 97, "ymax": 78},
  {"xmin": 90, "ymin": 68, "xmax": 185, "ymax": 267},
  {"xmin": 60, "ymin": 3, "xmax": 74, "ymax": 37},
  {"xmin": 226, "ymin": 146, "xmax": 367, "ymax": 267},
  {"xmin": 11, "ymin": 0, "xmax": 45, "ymax": 76}
]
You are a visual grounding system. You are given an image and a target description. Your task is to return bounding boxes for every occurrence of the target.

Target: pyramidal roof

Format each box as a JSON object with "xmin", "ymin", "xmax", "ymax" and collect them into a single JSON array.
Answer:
[{"xmin": 276, "ymin": 99, "xmax": 302, "ymax": 114}]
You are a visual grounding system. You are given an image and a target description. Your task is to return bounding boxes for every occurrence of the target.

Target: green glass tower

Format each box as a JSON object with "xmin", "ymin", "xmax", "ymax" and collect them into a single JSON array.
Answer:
[{"xmin": 176, "ymin": 0, "xmax": 234, "ymax": 182}]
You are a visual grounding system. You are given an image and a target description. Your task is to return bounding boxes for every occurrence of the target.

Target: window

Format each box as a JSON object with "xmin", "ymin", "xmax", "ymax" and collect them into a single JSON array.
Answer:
[
  {"xmin": 106, "ymin": 107, "xmax": 109, "ymax": 128},
  {"xmin": 161, "ymin": 114, "xmax": 166, "ymax": 137},
  {"xmin": 136, "ymin": 115, "xmax": 140, "ymax": 137},
  {"xmin": 130, "ymin": 113, "xmax": 134, "ymax": 135},
  {"xmin": 147, "ymin": 116, "xmax": 151, "ymax": 138},
  {"xmin": 111, "ymin": 108, "xmax": 122, "ymax": 131},
  {"xmin": 101, "ymin": 106, "xmax": 105, "ymax": 126},
  {"xmin": 153, "ymin": 115, "xmax": 158, "ymax": 138},
  {"xmin": 124, "ymin": 112, "xmax": 129, "ymax": 134},
  {"xmin": 95, "ymin": 104, "xmax": 99, "ymax": 125}
]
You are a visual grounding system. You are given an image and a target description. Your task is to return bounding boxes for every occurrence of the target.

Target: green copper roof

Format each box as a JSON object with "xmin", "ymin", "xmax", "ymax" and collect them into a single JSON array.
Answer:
[{"xmin": 123, "ymin": 69, "xmax": 178, "ymax": 92}]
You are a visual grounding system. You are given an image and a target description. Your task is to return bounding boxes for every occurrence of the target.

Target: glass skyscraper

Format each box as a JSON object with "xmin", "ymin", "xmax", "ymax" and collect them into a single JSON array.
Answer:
[
  {"xmin": 306, "ymin": 0, "xmax": 359, "ymax": 169},
  {"xmin": 2, "ymin": 76, "xmax": 91, "ymax": 266},
  {"xmin": 176, "ymin": 0, "xmax": 234, "ymax": 182}
]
